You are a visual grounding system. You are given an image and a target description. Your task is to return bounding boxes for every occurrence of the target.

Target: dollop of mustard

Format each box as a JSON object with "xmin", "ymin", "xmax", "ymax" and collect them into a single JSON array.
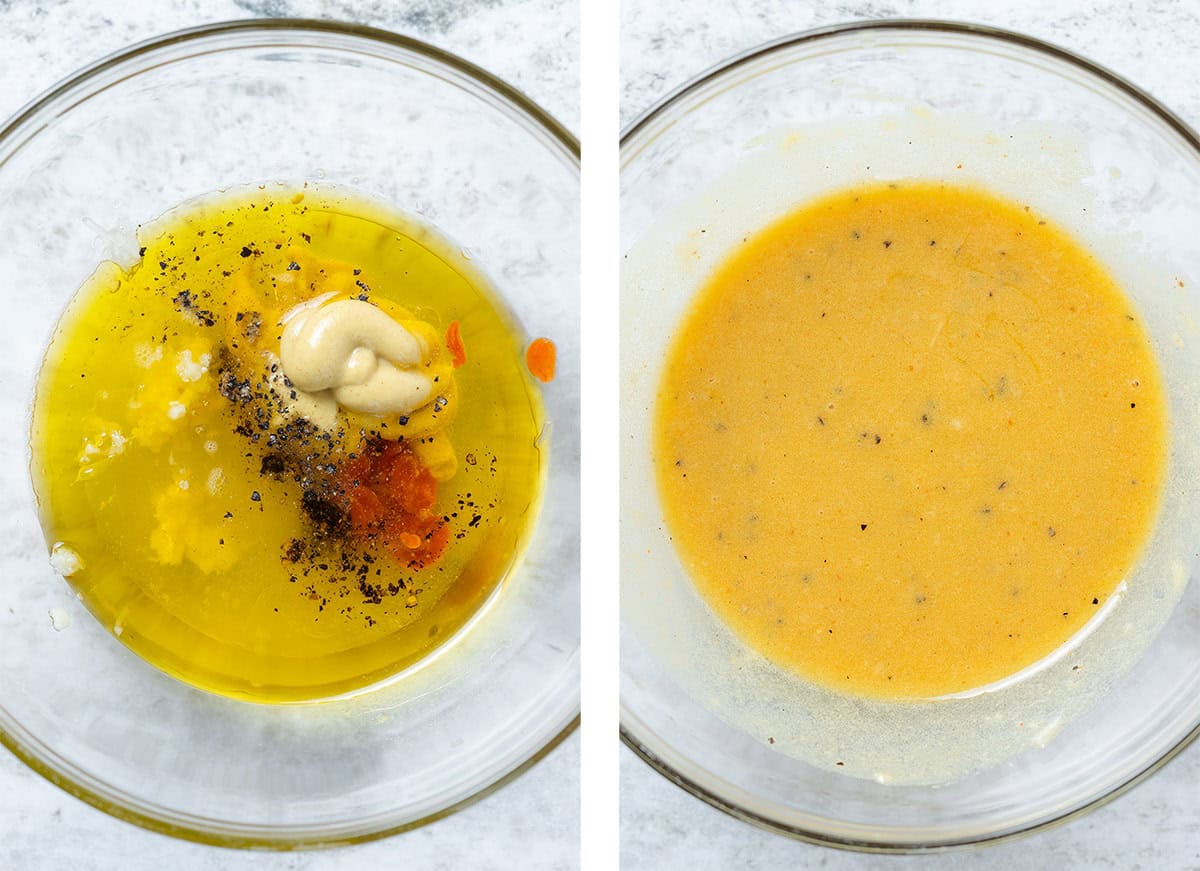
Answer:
[{"xmin": 278, "ymin": 292, "xmax": 435, "ymax": 427}]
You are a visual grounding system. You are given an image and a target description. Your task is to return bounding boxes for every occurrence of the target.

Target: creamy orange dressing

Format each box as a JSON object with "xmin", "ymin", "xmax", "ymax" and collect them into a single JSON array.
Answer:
[{"xmin": 655, "ymin": 182, "xmax": 1167, "ymax": 700}]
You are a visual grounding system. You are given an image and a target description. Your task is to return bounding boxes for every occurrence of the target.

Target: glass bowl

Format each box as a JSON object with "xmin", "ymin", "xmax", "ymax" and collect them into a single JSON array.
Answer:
[
  {"xmin": 0, "ymin": 20, "xmax": 579, "ymax": 847},
  {"xmin": 621, "ymin": 21, "xmax": 1200, "ymax": 851}
]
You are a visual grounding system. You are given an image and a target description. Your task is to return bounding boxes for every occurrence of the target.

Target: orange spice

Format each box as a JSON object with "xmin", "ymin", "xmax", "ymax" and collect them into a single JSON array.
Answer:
[
  {"xmin": 339, "ymin": 439, "xmax": 448, "ymax": 568},
  {"xmin": 526, "ymin": 337, "xmax": 556, "ymax": 383},
  {"xmin": 446, "ymin": 320, "xmax": 467, "ymax": 368}
]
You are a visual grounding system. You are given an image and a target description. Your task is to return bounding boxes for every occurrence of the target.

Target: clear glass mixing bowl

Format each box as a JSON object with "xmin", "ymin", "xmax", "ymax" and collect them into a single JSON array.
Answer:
[
  {"xmin": 0, "ymin": 19, "xmax": 579, "ymax": 847},
  {"xmin": 621, "ymin": 21, "xmax": 1200, "ymax": 851}
]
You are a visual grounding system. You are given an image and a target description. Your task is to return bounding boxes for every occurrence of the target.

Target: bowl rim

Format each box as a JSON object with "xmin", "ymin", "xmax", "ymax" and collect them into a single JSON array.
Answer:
[
  {"xmin": 0, "ymin": 16, "xmax": 579, "ymax": 850},
  {"xmin": 619, "ymin": 17, "xmax": 1200, "ymax": 853},
  {"xmin": 0, "ymin": 17, "xmax": 579, "ymax": 167}
]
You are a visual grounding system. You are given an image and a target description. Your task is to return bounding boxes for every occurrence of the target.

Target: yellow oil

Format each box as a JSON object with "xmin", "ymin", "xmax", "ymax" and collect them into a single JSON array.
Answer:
[{"xmin": 31, "ymin": 186, "xmax": 545, "ymax": 702}]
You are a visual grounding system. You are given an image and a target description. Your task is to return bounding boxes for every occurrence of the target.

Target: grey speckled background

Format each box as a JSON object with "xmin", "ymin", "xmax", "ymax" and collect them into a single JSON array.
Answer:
[
  {"xmin": 0, "ymin": 1, "xmax": 577, "ymax": 870},
  {"xmin": 620, "ymin": 2, "xmax": 1200, "ymax": 870}
]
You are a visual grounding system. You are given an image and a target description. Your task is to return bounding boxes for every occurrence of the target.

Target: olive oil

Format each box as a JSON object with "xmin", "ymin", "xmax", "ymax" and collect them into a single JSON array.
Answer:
[{"xmin": 32, "ymin": 186, "xmax": 545, "ymax": 701}]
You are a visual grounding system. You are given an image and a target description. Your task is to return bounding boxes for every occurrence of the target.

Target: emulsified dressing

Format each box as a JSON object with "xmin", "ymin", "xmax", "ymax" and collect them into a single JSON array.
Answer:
[
  {"xmin": 32, "ymin": 186, "xmax": 545, "ymax": 701},
  {"xmin": 655, "ymin": 182, "xmax": 1167, "ymax": 700}
]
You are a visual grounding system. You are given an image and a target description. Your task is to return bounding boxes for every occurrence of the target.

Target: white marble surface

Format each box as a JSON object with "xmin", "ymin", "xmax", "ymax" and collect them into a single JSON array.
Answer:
[
  {"xmin": 0, "ymin": 1, "xmax": 578, "ymax": 869},
  {"xmin": 621, "ymin": 1, "xmax": 1200, "ymax": 869}
]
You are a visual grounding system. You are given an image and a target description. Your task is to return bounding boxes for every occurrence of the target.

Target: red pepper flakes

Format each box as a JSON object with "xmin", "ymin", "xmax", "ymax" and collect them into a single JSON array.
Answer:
[
  {"xmin": 446, "ymin": 320, "xmax": 466, "ymax": 368},
  {"xmin": 526, "ymin": 337, "xmax": 556, "ymax": 383}
]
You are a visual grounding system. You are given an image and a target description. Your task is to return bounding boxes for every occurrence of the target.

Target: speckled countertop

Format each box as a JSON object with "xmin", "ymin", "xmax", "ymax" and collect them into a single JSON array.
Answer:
[
  {"xmin": 620, "ymin": 2, "xmax": 1200, "ymax": 869},
  {"xmin": 0, "ymin": 2, "xmax": 577, "ymax": 870}
]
